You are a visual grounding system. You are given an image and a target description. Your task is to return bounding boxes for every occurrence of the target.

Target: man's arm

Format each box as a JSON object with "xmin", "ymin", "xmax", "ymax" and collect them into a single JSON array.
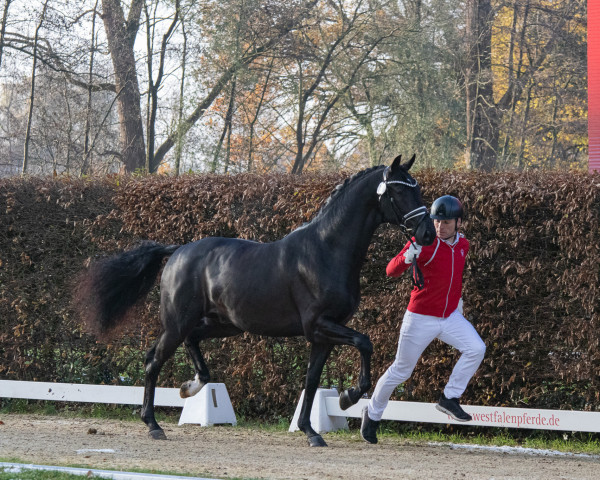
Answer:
[{"xmin": 386, "ymin": 242, "xmax": 413, "ymax": 277}]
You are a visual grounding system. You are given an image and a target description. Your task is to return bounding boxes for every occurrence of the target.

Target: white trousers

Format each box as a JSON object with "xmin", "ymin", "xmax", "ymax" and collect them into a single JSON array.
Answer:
[{"xmin": 367, "ymin": 309, "xmax": 486, "ymax": 421}]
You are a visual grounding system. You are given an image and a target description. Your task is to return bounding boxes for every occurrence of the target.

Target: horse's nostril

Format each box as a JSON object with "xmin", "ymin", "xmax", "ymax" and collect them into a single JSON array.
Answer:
[{"xmin": 422, "ymin": 228, "xmax": 436, "ymax": 246}]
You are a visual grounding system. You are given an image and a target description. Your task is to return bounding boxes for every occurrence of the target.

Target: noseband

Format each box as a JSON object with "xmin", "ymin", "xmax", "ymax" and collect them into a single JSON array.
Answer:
[{"xmin": 377, "ymin": 167, "xmax": 427, "ymax": 289}]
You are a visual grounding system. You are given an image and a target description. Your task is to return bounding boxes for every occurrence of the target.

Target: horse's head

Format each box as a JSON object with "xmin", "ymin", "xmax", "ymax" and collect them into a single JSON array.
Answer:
[{"xmin": 377, "ymin": 154, "xmax": 436, "ymax": 246}]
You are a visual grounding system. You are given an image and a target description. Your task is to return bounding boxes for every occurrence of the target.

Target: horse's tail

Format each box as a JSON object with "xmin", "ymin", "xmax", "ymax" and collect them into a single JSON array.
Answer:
[{"xmin": 74, "ymin": 241, "xmax": 180, "ymax": 338}]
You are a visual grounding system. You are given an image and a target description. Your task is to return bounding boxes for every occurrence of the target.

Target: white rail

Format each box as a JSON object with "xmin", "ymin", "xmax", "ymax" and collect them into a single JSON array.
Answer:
[
  {"xmin": 0, "ymin": 380, "xmax": 237, "ymax": 427},
  {"xmin": 289, "ymin": 388, "xmax": 600, "ymax": 433},
  {"xmin": 0, "ymin": 380, "xmax": 184, "ymax": 407}
]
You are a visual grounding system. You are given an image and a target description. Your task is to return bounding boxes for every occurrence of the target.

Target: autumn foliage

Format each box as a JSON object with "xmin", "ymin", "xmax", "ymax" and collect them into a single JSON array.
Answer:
[{"xmin": 1, "ymin": 170, "xmax": 599, "ymax": 419}]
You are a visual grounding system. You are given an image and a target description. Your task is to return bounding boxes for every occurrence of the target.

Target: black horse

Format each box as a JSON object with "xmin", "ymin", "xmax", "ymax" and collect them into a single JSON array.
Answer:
[{"xmin": 76, "ymin": 154, "xmax": 435, "ymax": 447}]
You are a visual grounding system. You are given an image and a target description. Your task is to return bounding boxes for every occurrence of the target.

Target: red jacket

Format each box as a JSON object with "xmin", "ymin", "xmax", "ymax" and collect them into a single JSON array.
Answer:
[{"xmin": 386, "ymin": 234, "xmax": 469, "ymax": 318}]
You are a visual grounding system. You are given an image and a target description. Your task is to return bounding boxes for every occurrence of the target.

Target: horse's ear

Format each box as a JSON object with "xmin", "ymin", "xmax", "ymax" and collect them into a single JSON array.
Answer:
[
  {"xmin": 403, "ymin": 154, "xmax": 416, "ymax": 171},
  {"xmin": 390, "ymin": 154, "xmax": 402, "ymax": 172}
]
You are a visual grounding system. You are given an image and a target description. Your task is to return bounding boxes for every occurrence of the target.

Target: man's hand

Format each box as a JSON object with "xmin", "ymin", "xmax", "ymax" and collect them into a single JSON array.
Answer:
[{"xmin": 404, "ymin": 243, "xmax": 422, "ymax": 264}]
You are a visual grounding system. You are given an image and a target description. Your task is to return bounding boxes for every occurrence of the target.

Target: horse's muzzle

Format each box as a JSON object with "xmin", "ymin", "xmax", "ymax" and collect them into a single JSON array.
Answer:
[{"xmin": 414, "ymin": 217, "xmax": 436, "ymax": 246}]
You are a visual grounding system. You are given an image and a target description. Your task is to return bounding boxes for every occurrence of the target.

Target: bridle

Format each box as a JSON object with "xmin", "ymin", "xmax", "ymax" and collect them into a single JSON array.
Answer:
[
  {"xmin": 377, "ymin": 166, "xmax": 427, "ymax": 290},
  {"xmin": 377, "ymin": 166, "xmax": 429, "ymax": 237}
]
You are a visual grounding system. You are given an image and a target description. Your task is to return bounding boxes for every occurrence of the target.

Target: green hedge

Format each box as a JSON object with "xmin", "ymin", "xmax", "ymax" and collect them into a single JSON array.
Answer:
[{"xmin": 1, "ymin": 170, "xmax": 599, "ymax": 419}]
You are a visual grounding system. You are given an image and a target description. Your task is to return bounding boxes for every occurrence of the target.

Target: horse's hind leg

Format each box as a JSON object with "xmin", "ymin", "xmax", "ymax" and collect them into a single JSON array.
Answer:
[
  {"xmin": 180, "ymin": 321, "xmax": 243, "ymax": 398},
  {"xmin": 142, "ymin": 330, "xmax": 183, "ymax": 440},
  {"xmin": 180, "ymin": 327, "xmax": 210, "ymax": 398}
]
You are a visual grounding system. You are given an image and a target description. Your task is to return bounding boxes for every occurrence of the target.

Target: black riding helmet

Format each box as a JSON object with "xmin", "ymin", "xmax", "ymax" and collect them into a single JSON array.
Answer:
[{"xmin": 430, "ymin": 195, "xmax": 463, "ymax": 220}]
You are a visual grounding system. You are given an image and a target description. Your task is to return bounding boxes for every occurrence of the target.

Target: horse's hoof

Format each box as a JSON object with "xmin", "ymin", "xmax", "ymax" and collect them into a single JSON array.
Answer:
[
  {"xmin": 149, "ymin": 429, "xmax": 167, "ymax": 440},
  {"xmin": 339, "ymin": 388, "xmax": 359, "ymax": 410},
  {"xmin": 307, "ymin": 435, "xmax": 327, "ymax": 447},
  {"xmin": 180, "ymin": 378, "xmax": 204, "ymax": 398},
  {"xmin": 179, "ymin": 381, "xmax": 194, "ymax": 398}
]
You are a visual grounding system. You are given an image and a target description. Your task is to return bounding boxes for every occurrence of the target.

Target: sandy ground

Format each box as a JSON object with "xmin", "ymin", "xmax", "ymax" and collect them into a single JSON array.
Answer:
[{"xmin": 0, "ymin": 414, "xmax": 599, "ymax": 480}]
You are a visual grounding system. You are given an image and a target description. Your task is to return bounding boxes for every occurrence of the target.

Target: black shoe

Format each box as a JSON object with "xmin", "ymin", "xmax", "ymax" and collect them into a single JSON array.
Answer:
[
  {"xmin": 360, "ymin": 406, "xmax": 380, "ymax": 444},
  {"xmin": 436, "ymin": 394, "xmax": 472, "ymax": 422}
]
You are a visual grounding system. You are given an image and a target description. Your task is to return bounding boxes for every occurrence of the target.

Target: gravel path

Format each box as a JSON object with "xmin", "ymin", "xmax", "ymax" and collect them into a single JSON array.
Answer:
[{"xmin": 0, "ymin": 414, "xmax": 598, "ymax": 480}]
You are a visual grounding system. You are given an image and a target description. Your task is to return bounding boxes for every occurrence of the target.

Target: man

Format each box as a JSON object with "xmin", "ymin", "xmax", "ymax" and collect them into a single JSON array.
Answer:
[{"xmin": 360, "ymin": 195, "xmax": 486, "ymax": 444}]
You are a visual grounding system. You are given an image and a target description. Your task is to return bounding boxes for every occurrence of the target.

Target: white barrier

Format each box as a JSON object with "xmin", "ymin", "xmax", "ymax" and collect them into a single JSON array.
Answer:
[
  {"xmin": 0, "ymin": 380, "xmax": 236, "ymax": 427},
  {"xmin": 5, "ymin": 381, "xmax": 598, "ymax": 434},
  {"xmin": 0, "ymin": 380, "xmax": 184, "ymax": 406},
  {"xmin": 178, "ymin": 383, "xmax": 236, "ymax": 427},
  {"xmin": 289, "ymin": 388, "xmax": 600, "ymax": 434},
  {"xmin": 289, "ymin": 388, "xmax": 349, "ymax": 433},
  {"xmin": 0, "ymin": 462, "xmax": 221, "ymax": 480}
]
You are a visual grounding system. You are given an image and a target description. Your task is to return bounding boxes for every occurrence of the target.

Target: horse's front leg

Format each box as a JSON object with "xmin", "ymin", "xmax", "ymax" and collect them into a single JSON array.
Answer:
[
  {"xmin": 298, "ymin": 343, "xmax": 334, "ymax": 447},
  {"xmin": 310, "ymin": 318, "xmax": 373, "ymax": 411},
  {"xmin": 339, "ymin": 340, "xmax": 372, "ymax": 410}
]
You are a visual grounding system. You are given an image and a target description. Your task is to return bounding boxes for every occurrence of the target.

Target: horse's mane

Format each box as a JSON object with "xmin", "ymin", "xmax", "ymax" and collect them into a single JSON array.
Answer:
[
  {"xmin": 309, "ymin": 165, "xmax": 385, "ymax": 224},
  {"xmin": 326, "ymin": 165, "xmax": 384, "ymax": 207}
]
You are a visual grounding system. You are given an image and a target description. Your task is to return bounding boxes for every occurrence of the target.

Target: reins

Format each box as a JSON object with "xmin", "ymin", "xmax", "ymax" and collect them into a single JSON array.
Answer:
[{"xmin": 377, "ymin": 167, "xmax": 427, "ymax": 290}]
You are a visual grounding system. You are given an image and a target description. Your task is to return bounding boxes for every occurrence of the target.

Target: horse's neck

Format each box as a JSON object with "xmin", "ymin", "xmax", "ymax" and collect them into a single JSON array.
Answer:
[{"xmin": 313, "ymin": 182, "xmax": 381, "ymax": 271}]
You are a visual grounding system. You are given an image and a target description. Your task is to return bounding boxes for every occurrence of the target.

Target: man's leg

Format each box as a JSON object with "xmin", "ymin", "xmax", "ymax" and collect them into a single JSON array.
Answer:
[
  {"xmin": 362, "ymin": 311, "xmax": 440, "ymax": 443},
  {"xmin": 436, "ymin": 309, "xmax": 486, "ymax": 421}
]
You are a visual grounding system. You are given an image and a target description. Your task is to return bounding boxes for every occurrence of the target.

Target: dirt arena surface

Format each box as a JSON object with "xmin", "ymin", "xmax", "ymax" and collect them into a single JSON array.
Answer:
[{"xmin": 0, "ymin": 414, "xmax": 599, "ymax": 480}]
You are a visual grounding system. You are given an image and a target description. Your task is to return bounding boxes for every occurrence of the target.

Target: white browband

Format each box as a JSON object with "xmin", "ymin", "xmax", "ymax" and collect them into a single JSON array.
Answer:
[
  {"xmin": 377, "ymin": 167, "xmax": 419, "ymax": 198},
  {"xmin": 384, "ymin": 178, "xmax": 419, "ymax": 188}
]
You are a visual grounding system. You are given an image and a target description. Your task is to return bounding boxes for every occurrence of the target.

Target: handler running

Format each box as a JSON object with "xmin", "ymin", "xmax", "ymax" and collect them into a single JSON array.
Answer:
[{"xmin": 361, "ymin": 195, "xmax": 486, "ymax": 444}]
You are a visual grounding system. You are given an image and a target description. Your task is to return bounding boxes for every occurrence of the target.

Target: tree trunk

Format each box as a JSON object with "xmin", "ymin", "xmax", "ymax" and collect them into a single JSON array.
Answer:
[
  {"xmin": 291, "ymin": 61, "xmax": 306, "ymax": 174},
  {"xmin": 145, "ymin": 0, "xmax": 179, "ymax": 173},
  {"xmin": 517, "ymin": 83, "xmax": 533, "ymax": 169},
  {"xmin": 81, "ymin": 0, "xmax": 99, "ymax": 176},
  {"xmin": 247, "ymin": 58, "xmax": 274, "ymax": 172},
  {"xmin": 174, "ymin": 19, "xmax": 187, "ymax": 176},
  {"xmin": 62, "ymin": 80, "xmax": 74, "ymax": 174},
  {"xmin": 22, "ymin": 0, "xmax": 48, "ymax": 175},
  {"xmin": 0, "ymin": 0, "xmax": 12, "ymax": 70},
  {"xmin": 499, "ymin": 5, "xmax": 520, "ymax": 164},
  {"xmin": 101, "ymin": 0, "xmax": 146, "ymax": 173},
  {"xmin": 464, "ymin": 0, "xmax": 497, "ymax": 171},
  {"xmin": 211, "ymin": 78, "xmax": 236, "ymax": 173}
]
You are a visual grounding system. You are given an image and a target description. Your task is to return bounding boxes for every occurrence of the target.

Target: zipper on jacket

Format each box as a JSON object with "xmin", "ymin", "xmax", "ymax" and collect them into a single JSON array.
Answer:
[{"xmin": 442, "ymin": 245, "xmax": 454, "ymax": 318}]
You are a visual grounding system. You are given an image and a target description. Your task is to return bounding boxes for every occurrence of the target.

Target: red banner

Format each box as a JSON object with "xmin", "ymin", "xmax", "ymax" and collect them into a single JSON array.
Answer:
[{"xmin": 589, "ymin": 0, "xmax": 600, "ymax": 172}]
